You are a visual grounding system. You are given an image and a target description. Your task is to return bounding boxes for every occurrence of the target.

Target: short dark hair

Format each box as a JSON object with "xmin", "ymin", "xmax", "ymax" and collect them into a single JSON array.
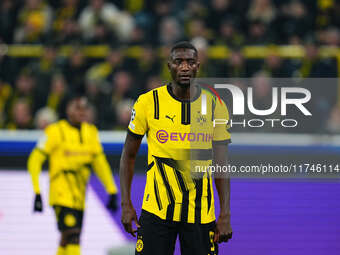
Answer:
[
  {"xmin": 170, "ymin": 41, "xmax": 198, "ymax": 55},
  {"xmin": 59, "ymin": 91, "xmax": 87, "ymax": 119},
  {"xmin": 66, "ymin": 93, "xmax": 87, "ymax": 104}
]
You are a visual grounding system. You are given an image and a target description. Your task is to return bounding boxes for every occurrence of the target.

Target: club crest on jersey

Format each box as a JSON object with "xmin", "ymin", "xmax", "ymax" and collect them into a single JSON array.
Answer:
[{"xmin": 196, "ymin": 111, "xmax": 207, "ymax": 125}]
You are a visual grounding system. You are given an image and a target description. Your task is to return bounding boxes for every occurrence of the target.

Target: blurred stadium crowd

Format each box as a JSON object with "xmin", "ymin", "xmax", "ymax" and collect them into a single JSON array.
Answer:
[{"xmin": 0, "ymin": 0, "xmax": 340, "ymax": 132}]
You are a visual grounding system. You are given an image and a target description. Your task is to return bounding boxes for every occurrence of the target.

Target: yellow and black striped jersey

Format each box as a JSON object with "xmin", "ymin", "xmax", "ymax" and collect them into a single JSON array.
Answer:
[
  {"xmin": 28, "ymin": 120, "xmax": 117, "ymax": 210},
  {"xmin": 128, "ymin": 84, "xmax": 231, "ymax": 224}
]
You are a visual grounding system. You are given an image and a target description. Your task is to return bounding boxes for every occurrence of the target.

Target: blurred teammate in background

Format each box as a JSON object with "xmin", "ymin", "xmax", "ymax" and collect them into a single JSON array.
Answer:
[{"xmin": 27, "ymin": 94, "xmax": 118, "ymax": 255}]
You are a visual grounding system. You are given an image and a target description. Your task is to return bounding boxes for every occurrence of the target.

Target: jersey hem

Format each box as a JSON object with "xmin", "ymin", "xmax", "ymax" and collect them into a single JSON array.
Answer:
[
  {"xmin": 141, "ymin": 208, "xmax": 216, "ymax": 224},
  {"xmin": 127, "ymin": 128, "xmax": 144, "ymax": 139},
  {"xmin": 212, "ymin": 139, "xmax": 232, "ymax": 145}
]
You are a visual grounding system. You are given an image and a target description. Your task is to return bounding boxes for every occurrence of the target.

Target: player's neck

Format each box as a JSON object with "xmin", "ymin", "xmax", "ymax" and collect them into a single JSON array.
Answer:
[
  {"xmin": 171, "ymin": 83, "xmax": 197, "ymax": 101},
  {"xmin": 67, "ymin": 119, "xmax": 81, "ymax": 129}
]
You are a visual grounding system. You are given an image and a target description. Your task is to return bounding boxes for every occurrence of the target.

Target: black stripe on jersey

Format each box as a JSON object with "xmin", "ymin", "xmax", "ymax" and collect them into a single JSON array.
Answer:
[
  {"xmin": 70, "ymin": 171, "xmax": 86, "ymax": 205},
  {"xmin": 155, "ymin": 157, "xmax": 190, "ymax": 221},
  {"xmin": 194, "ymin": 178, "xmax": 203, "ymax": 223},
  {"xmin": 153, "ymin": 90, "xmax": 159, "ymax": 119},
  {"xmin": 154, "ymin": 157, "xmax": 175, "ymax": 220},
  {"xmin": 181, "ymin": 103, "xmax": 185, "ymax": 124},
  {"xmin": 207, "ymin": 173, "xmax": 212, "ymax": 213},
  {"xmin": 127, "ymin": 129, "xmax": 144, "ymax": 139},
  {"xmin": 173, "ymin": 170, "xmax": 189, "ymax": 222},
  {"xmin": 156, "ymin": 157, "xmax": 178, "ymax": 169},
  {"xmin": 147, "ymin": 161, "xmax": 154, "ymax": 171},
  {"xmin": 212, "ymin": 139, "xmax": 232, "ymax": 145},
  {"xmin": 36, "ymin": 148, "xmax": 48, "ymax": 157},
  {"xmin": 153, "ymin": 172, "xmax": 162, "ymax": 210},
  {"xmin": 181, "ymin": 102, "xmax": 190, "ymax": 125},
  {"xmin": 83, "ymin": 163, "xmax": 92, "ymax": 169},
  {"xmin": 50, "ymin": 172, "xmax": 62, "ymax": 183},
  {"xmin": 92, "ymin": 153, "xmax": 102, "ymax": 160},
  {"xmin": 212, "ymin": 96, "xmax": 216, "ymax": 121},
  {"xmin": 77, "ymin": 166, "xmax": 91, "ymax": 202}
]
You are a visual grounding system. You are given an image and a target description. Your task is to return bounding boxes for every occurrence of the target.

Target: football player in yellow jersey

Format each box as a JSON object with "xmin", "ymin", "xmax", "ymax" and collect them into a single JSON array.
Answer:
[
  {"xmin": 28, "ymin": 95, "xmax": 118, "ymax": 255},
  {"xmin": 120, "ymin": 41, "xmax": 232, "ymax": 255}
]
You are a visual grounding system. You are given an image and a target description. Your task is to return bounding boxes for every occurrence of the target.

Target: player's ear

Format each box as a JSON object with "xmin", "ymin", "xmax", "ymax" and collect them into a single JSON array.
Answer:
[
  {"xmin": 196, "ymin": 61, "xmax": 200, "ymax": 71},
  {"xmin": 167, "ymin": 52, "xmax": 173, "ymax": 70}
]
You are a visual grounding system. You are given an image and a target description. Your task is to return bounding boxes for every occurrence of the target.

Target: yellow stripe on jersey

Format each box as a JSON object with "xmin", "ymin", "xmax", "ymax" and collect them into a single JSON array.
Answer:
[{"xmin": 129, "ymin": 85, "xmax": 231, "ymax": 223}]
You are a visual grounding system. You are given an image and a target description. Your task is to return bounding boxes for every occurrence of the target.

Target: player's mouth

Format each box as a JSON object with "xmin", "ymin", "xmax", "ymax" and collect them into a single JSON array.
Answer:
[{"xmin": 178, "ymin": 74, "xmax": 192, "ymax": 80}]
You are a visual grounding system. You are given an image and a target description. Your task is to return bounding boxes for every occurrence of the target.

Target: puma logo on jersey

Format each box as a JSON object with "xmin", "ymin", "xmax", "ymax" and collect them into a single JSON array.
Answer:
[{"xmin": 166, "ymin": 115, "xmax": 176, "ymax": 123}]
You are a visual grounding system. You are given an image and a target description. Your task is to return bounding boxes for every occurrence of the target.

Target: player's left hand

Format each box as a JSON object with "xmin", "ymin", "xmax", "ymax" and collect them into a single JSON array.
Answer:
[
  {"xmin": 214, "ymin": 213, "xmax": 232, "ymax": 243},
  {"xmin": 106, "ymin": 194, "xmax": 118, "ymax": 212},
  {"xmin": 33, "ymin": 194, "xmax": 43, "ymax": 212}
]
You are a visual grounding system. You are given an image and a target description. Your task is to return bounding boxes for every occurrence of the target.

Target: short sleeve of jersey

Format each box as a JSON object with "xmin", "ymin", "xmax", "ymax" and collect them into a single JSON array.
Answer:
[
  {"xmin": 36, "ymin": 124, "xmax": 60, "ymax": 154},
  {"xmin": 128, "ymin": 94, "xmax": 148, "ymax": 136},
  {"xmin": 213, "ymin": 99, "xmax": 231, "ymax": 142}
]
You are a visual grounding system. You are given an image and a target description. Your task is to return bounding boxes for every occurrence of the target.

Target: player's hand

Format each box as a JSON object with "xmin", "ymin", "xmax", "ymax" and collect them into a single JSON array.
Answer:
[
  {"xmin": 121, "ymin": 202, "xmax": 140, "ymax": 237},
  {"xmin": 106, "ymin": 194, "xmax": 118, "ymax": 212},
  {"xmin": 214, "ymin": 212, "xmax": 232, "ymax": 243},
  {"xmin": 33, "ymin": 194, "xmax": 43, "ymax": 212}
]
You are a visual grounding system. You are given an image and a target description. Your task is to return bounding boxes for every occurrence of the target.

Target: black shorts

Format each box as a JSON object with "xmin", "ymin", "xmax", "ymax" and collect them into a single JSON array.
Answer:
[
  {"xmin": 53, "ymin": 205, "xmax": 84, "ymax": 232},
  {"xmin": 135, "ymin": 210, "xmax": 218, "ymax": 255}
]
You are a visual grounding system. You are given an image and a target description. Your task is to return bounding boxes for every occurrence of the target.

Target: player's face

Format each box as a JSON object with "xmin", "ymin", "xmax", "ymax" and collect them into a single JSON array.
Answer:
[
  {"xmin": 168, "ymin": 49, "xmax": 200, "ymax": 87},
  {"xmin": 67, "ymin": 97, "xmax": 89, "ymax": 125}
]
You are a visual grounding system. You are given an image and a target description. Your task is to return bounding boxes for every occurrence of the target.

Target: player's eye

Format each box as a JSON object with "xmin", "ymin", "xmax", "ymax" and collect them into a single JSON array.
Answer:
[
  {"xmin": 188, "ymin": 60, "xmax": 196, "ymax": 66},
  {"xmin": 174, "ymin": 59, "xmax": 181, "ymax": 65}
]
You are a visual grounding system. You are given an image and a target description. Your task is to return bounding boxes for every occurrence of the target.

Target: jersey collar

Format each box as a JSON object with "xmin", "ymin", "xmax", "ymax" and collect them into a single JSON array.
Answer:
[{"xmin": 166, "ymin": 83, "xmax": 201, "ymax": 103}]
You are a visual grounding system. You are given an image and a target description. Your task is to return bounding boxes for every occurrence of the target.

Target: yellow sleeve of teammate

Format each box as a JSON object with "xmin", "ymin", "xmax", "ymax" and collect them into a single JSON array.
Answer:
[
  {"xmin": 91, "ymin": 126, "xmax": 118, "ymax": 194},
  {"xmin": 127, "ymin": 94, "xmax": 148, "ymax": 136},
  {"xmin": 27, "ymin": 149, "xmax": 47, "ymax": 194},
  {"xmin": 213, "ymin": 99, "xmax": 232, "ymax": 142},
  {"xmin": 27, "ymin": 124, "xmax": 60, "ymax": 194}
]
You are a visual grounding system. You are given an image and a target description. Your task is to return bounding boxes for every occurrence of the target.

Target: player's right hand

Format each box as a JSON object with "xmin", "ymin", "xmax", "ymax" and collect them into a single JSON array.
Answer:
[
  {"xmin": 214, "ymin": 212, "xmax": 232, "ymax": 243},
  {"xmin": 33, "ymin": 194, "xmax": 43, "ymax": 212},
  {"xmin": 121, "ymin": 202, "xmax": 140, "ymax": 237}
]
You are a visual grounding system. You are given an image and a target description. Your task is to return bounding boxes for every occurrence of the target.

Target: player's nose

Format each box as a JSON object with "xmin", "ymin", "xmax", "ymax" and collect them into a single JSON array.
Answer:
[{"xmin": 179, "ymin": 61, "xmax": 190, "ymax": 71}]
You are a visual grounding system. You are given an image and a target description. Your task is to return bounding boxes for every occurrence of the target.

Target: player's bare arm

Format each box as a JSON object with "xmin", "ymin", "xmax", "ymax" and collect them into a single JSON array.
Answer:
[
  {"xmin": 213, "ymin": 142, "xmax": 232, "ymax": 243},
  {"xmin": 119, "ymin": 131, "xmax": 142, "ymax": 237}
]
